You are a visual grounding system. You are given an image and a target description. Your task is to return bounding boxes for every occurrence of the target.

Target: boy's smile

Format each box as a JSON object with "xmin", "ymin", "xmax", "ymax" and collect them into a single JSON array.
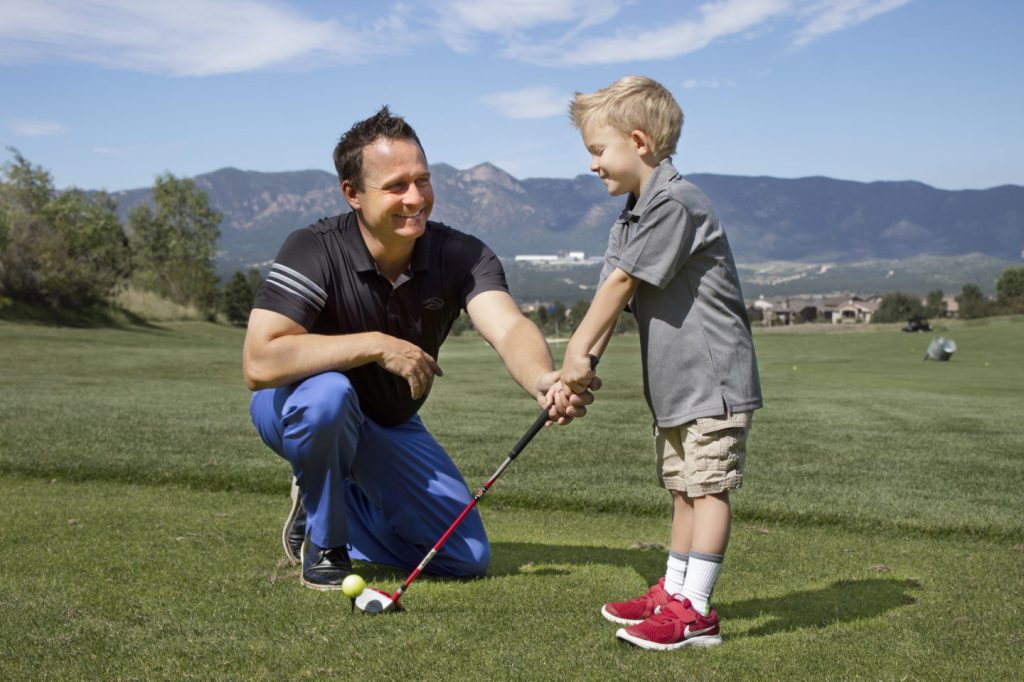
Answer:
[{"xmin": 580, "ymin": 121, "xmax": 656, "ymax": 197}]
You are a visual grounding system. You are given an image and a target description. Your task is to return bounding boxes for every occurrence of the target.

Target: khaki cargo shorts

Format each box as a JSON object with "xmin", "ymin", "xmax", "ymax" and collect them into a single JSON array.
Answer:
[{"xmin": 655, "ymin": 411, "xmax": 753, "ymax": 496}]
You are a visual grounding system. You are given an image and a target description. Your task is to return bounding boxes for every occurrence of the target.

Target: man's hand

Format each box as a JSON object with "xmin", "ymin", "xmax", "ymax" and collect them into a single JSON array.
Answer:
[
  {"xmin": 536, "ymin": 370, "xmax": 601, "ymax": 426},
  {"xmin": 376, "ymin": 336, "xmax": 443, "ymax": 399}
]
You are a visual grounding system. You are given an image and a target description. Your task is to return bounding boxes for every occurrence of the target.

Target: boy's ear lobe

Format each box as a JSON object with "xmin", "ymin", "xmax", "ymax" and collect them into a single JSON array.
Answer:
[{"xmin": 630, "ymin": 130, "xmax": 654, "ymax": 155}]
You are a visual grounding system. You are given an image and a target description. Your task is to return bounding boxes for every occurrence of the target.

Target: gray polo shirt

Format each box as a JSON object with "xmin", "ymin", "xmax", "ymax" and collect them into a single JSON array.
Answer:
[{"xmin": 601, "ymin": 158, "xmax": 762, "ymax": 427}]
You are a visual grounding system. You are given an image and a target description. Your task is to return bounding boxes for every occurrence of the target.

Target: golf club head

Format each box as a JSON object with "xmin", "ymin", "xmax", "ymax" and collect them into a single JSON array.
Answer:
[{"xmin": 353, "ymin": 587, "xmax": 399, "ymax": 615}]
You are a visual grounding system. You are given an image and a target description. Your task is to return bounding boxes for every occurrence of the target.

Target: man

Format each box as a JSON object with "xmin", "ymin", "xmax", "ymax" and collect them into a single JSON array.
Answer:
[{"xmin": 243, "ymin": 107, "xmax": 595, "ymax": 590}]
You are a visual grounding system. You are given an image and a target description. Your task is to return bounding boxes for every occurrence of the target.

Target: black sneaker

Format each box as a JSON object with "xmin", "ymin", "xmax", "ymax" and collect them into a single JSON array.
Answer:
[
  {"xmin": 281, "ymin": 477, "xmax": 305, "ymax": 565},
  {"xmin": 300, "ymin": 537, "xmax": 353, "ymax": 590}
]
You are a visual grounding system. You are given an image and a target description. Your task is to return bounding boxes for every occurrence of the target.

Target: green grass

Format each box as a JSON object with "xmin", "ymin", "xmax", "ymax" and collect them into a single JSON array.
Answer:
[{"xmin": 1, "ymin": 317, "xmax": 1023, "ymax": 679}]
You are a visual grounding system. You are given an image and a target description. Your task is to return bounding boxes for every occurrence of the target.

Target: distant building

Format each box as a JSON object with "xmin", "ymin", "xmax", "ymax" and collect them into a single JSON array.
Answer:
[{"xmin": 514, "ymin": 251, "xmax": 599, "ymax": 266}]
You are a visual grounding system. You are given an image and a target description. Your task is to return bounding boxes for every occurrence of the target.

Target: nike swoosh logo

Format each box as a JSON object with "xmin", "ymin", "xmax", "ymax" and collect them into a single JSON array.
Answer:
[{"xmin": 685, "ymin": 625, "xmax": 716, "ymax": 638}]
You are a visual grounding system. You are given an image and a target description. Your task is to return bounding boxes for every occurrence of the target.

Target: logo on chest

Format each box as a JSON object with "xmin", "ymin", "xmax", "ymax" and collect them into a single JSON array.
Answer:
[{"xmin": 422, "ymin": 297, "xmax": 445, "ymax": 311}]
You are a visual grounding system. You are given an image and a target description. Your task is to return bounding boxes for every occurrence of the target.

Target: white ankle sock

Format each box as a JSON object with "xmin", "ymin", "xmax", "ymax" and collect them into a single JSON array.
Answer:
[
  {"xmin": 680, "ymin": 551, "xmax": 723, "ymax": 614},
  {"xmin": 663, "ymin": 551, "xmax": 688, "ymax": 596}
]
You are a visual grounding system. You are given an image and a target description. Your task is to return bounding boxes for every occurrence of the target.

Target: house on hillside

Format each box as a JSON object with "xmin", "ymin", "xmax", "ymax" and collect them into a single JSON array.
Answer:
[
  {"xmin": 748, "ymin": 294, "xmax": 882, "ymax": 326},
  {"xmin": 830, "ymin": 296, "xmax": 881, "ymax": 324}
]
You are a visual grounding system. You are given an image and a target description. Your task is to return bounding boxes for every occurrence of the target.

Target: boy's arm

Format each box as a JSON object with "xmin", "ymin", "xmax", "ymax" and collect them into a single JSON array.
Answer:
[{"xmin": 560, "ymin": 267, "xmax": 639, "ymax": 393}]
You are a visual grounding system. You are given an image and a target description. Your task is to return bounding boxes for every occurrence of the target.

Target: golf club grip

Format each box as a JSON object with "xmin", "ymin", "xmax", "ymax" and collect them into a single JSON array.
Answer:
[{"xmin": 509, "ymin": 354, "xmax": 599, "ymax": 459}]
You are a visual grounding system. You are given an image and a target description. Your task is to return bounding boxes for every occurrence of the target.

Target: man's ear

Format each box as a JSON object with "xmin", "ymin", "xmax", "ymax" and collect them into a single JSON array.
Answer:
[
  {"xmin": 630, "ymin": 130, "xmax": 655, "ymax": 156},
  {"xmin": 341, "ymin": 180, "xmax": 360, "ymax": 210}
]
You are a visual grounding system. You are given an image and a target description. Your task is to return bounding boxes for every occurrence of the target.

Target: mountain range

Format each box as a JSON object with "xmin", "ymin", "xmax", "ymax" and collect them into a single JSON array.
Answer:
[{"xmin": 111, "ymin": 163, "xmax": 1023, "ymax": 293}]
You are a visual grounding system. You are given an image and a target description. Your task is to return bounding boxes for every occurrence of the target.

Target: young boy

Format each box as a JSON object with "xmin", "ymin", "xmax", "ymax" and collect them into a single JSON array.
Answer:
[{"xmin": 556, "ymin": 76, "xmax": 762, "ymax": 650}]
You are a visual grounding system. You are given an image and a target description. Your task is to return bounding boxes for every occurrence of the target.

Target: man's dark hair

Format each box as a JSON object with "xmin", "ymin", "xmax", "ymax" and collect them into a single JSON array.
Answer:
[{"xmin": 333, "ymin": 106, "xmax": 424, "ymax": 191}]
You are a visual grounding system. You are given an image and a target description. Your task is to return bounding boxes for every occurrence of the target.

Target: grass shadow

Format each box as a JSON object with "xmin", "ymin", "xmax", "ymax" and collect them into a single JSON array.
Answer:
[
  {"xmin": 345, "ymin": 541, "xmax": 666, "ymax": 586},
  {"xmin": 720, "ymin": 578, "xmax": 920, "ymax": 638},
  {"xmin": 0, "ymin": 299, "xmax": 162, "ymax": 329}
]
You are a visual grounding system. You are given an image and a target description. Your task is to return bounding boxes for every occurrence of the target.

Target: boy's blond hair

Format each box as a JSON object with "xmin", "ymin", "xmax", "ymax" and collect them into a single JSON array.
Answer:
[{"xmin": 569, "ymin": 75, "xmax": 683, "ymax": 160}]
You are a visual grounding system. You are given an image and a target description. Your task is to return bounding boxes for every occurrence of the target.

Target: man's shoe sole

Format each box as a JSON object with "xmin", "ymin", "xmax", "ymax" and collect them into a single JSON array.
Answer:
[
  {"xmin": 282, "ymin": 478, "xmax": 302, "ymax": 565},
  {"xmin": 615, "ymin": 628, "xmax": 723, "ymax": 650}
]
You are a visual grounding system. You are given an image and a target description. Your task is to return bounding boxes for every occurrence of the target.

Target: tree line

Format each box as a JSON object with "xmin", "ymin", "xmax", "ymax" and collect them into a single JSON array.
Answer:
[
  {"xmin": 0, "ymin": 149, "xmax": 259, "ymax": 325},
  {"xmin": 4, "ymin": 149, "xmax": 1021, "ymax": 330},
  {"xmin": 873, "ymin": 272, "xmax": 1024, "ymax": 323}
]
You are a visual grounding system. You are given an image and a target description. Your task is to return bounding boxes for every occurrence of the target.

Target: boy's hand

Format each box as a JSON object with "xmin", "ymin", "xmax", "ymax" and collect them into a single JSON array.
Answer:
[
  {"xmin": 559, "ymin": 352, "xmax": 597, "ymax": 395},
  {"xmin": 537, "ymin": 370, "xmax": 600, "ymax": 426}
]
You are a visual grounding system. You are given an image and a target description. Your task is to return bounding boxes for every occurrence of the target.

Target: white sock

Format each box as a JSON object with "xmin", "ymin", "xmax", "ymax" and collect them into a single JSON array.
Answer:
[
  {"xmin": 663, "ymin": 551, "xmax": 688, "ymax": 596},
  {"xmin": 680, "ymin": 551, "xmax": 723, "ymax": 614}
]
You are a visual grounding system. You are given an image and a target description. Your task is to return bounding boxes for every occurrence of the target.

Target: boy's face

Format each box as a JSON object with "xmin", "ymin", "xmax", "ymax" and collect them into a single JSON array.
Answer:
[{"xmin": 580, "ymin": 120, "xmax": 651, "ymax": 197}]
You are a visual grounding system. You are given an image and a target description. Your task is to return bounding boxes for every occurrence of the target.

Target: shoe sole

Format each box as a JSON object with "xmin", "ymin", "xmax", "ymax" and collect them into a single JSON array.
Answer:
[
  {"xmin": 281, "ymin": 477, "xmax": 302, "ymax": 565},
  {"xmin": 615, "ymin": 628, "xmax": 722, "ymax": 650},
  {"xmin": 601, "ymin": 605, "xmax": 644, "ymax": 626}
]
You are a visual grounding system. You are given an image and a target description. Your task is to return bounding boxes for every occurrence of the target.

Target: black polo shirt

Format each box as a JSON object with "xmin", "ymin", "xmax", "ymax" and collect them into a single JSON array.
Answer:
[{"xmin": 254, "ymin": 212, "xmax": 508, "ymax": 426}]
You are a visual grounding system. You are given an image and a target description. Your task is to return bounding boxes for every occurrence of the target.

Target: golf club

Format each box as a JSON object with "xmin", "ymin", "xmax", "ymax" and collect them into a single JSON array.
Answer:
[{"xmin": 354, "ymin": 355, "xmax": 598, "ymax": 615}]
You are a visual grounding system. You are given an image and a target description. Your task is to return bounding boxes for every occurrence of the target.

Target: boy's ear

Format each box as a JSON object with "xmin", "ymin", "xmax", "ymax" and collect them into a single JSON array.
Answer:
[{"xmin": 629, "ymin": 130, "xmax": 655, "ymax": 156}]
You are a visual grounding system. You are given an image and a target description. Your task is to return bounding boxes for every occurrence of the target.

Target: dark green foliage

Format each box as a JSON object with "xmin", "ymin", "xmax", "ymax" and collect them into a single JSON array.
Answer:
[
  {"xmin": 0, "ymin": 149, "xmax": 130, "ymax": 308},
  {"xmin": 874, "ymin": 292, "xmax": 924, "ymax": 323},
  {"xmin": 995, "ymin": 266, "xmax": 1024, "ymax": 311},
  {"xmin": 923, "ymin": 289, "xmax": 946, "ymax": 317},
  {"xmin": 128, "ymin": 173, "xmax": 222, "ymax": 313},
  {"xmin": 957, "ymin": 283, "xmax": 992, "ymax": 319},
  {"xmin": 221, "ymin": 269, "xmax": 263, "ymax": 326}
]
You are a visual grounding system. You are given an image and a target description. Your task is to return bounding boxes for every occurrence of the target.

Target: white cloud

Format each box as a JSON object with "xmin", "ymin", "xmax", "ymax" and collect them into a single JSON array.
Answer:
[
  {"xmin": 503, "ymin": 0, "xmax": 791, "ymax": 66},
  {"xmin": 792, "ymin": 0, "xmax": 913, "ymax": 46},
  {"xmin": 8, "ymin": 119, "xmax": 67, "ymax": 136},
  {"xmin": 680, "ymin": 77, "xmax": 736, "ymax": 89},
  {"xmin": 437, "ymin": 0, "xmax": 622, "ymax": 53},
  {"xmin": 0, "ymin": 0, "xmax": 388, "ymax": 76},
  {"xmin": 480, "ymin": 86, "xmax": 571, "ymax": 119}
]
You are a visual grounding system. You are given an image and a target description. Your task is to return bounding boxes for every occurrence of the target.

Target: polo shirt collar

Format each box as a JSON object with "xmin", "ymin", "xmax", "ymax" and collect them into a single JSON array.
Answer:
[
  {"xmin": 620, "ymin": 157, "xmax": 678, "ymax": 222},
  {"xmin": 342, "ymin": 211, "xmax": 432, "ymax": 276}
]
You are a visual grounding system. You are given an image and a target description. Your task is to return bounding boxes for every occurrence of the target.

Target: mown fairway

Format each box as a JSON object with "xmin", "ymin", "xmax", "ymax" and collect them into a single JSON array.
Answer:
[{"xmin": 1, "ymin": 317, "xmax": 1022, "ymax": 680}]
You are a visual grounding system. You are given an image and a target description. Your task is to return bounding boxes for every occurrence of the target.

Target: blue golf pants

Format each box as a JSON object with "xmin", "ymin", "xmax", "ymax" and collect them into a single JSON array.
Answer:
[{"xmin": 250, "ymin": 371, "xmax": 489, "ymax": 578}]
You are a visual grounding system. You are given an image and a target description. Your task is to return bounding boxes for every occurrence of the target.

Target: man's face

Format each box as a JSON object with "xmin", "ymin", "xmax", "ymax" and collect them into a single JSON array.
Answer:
[
  {"xmin": 580, "ymin": 120, "xmax": 647, "ymax": 197},
  {"xmin": 344, "ymin": 137, "xmax": 434, "ymax": 249}
]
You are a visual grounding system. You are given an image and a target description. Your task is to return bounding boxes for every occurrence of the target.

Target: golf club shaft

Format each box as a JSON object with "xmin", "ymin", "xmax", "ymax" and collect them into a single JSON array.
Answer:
[
  {"xmin": 389, "ymin": 355, "xmax": 598, "ymax": 606},
  {"xmin": 390, "ymin": 408, "xmax": 550, "ymax": 604}
]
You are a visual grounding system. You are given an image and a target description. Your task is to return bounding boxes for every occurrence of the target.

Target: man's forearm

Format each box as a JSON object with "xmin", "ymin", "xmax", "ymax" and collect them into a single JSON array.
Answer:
[
  {"xmin": 490, "ymin": 316, "xmax": 555, "ymax": 397},
  {"xmin": 244, "ymin": 329, "xmax": 385, "ymax": 390}
]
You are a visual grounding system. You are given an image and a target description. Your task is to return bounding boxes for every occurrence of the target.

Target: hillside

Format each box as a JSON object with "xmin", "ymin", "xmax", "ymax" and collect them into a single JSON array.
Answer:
[{"xmin": 110, "ymin": 164, "xmax": 1023, "ymax": 294}]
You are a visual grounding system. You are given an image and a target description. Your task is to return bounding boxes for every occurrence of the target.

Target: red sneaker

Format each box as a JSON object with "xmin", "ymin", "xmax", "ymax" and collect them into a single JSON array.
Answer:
[
  {"xmin": 616, "ymin": 598, "xmax": 722, "ymax": 650},
  {"xmin": 600, "ymin": 578, "xmax": 674, "ymax": 625}
]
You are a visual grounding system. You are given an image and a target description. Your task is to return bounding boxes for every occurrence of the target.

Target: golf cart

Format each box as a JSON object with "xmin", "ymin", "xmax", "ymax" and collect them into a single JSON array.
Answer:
[{"xmin": 902, "ymin": 316, "xmax": 931, "ymax": 332}]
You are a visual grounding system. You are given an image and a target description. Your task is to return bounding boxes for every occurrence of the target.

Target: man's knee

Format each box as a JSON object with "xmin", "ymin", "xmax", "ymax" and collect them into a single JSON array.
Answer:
[
  {"xmin": 448, "ymin": 538, "xmax": 490, "ymax": 579},
  {"xmin": 286, "ymin": 372, "xmax": 360, "ymax": 435}
]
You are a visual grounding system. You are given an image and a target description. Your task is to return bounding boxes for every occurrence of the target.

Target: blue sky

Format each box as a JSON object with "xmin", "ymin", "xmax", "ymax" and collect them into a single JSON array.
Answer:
[{"xmin": 1, "ymin": 0, "xmax": 1021, "ymax": 192}]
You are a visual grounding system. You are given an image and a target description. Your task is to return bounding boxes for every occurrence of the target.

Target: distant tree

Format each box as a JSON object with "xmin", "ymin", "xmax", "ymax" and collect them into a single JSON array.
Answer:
[
  {"xmin": 221, "ymin": 269, "xmax": 263, "ymax": 326},
  {"xmin": 875, "ymin": 292, "xmax": 924, "ymax": 323},
  {"xmin": 614, "ymin": 309, "xmax": 638, "ymax": 334},
  {"xmin": 995, "ymin": 267, "xmax": 1024, "ymax": 311},
  {"xmin": 0, "ymin": 150, "xmax": 130, "ymax": 308},
  {"xmin": 957, "ymin": 283, "xmax": 990, "ymax": 319},
  {"xmin": 129, "ymin": 173, "xmax": 221, "ymax": 313},
  {"xmin": 923, "ymin": 289, "xmax": 946, "ymax": 318},
  {"xmin": 567, "ymin": 299, "xmax": 591, "ymax": 331}
]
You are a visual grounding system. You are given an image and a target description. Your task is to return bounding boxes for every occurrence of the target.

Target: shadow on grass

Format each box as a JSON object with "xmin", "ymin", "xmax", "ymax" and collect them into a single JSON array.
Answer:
[
  {"xmin": 347, "ymin": 541, "xmax": 666, "ymax": 587},
  {"xmin": 720, "ymin": 578, "xmax": 921, "ymax": 639},
  {"xmin": 0, "ymin": 299, "xmax": 161, "ymax": 329}
]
